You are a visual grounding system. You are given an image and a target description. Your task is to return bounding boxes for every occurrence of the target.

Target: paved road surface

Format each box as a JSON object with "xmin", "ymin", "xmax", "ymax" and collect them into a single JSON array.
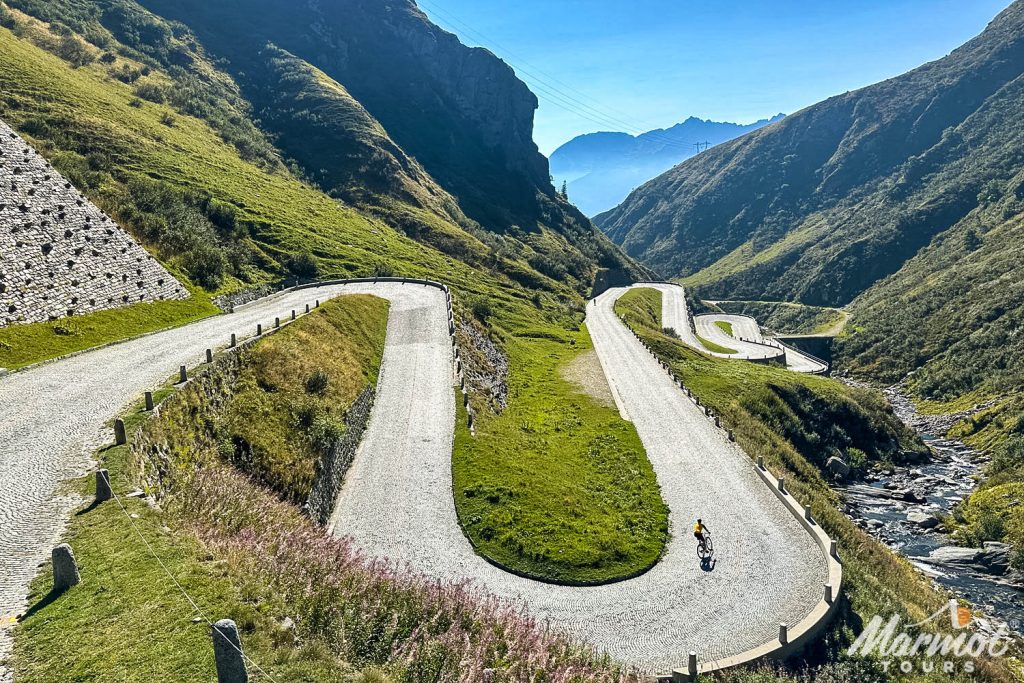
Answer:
[
  {"xmin": 330, "ymin": 284, "xmax": 826, "ymax": 673},
  {"xmin": 0, "ymin": 282, "xmax": 429, "ymax": 678},
  {"xmin": 0, "ymin": 281, "xmax": 827, "ymax": 677},
  {"xmin": 694, "ymin": 313, "xmax": 779, "ymax": 361},
  {"xmin": 643, "ymin": 283, "xmax": 827, "ymax": 374}
]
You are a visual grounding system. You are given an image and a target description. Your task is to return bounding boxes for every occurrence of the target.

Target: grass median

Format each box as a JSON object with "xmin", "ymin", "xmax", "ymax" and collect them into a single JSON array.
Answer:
[{"xmin": 452, "ymin": 327, "xmax": 669, "ymax": 585}]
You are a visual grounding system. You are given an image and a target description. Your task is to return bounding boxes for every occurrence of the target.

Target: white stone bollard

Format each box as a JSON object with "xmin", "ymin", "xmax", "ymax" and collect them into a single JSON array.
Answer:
[
  {"xmin": 688, "ymin": 651, "xmax": 697, "ymax": 676},
  {"xmin": 777, "ymin": 476, "xmax": 785, "ymax": 493},
  {"xmin": 211, "ymin": 619, "xmax": 248, "ymax": 683},
  {"xmin": 52, "ymin": 544, "xmax": 80, "ymax": 593},
  {"xmin": 779, "ymin": 622, "xmax": 789, "ymax": 645},
  {"xmin": 824, "ymin": 583, "xmax": 834, "ymax": 604}
]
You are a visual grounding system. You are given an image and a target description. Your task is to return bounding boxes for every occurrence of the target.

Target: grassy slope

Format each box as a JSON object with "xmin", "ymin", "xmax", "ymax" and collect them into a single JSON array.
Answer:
[
  {"xmin": 12, "ymin": 391, "xmax": 356, "ymax": 682},
  {"xmin": 13, "ymin": 296, "xmax": 393, "ymax": 681},
  {"xmin": 0, "ymin": 290, "xmax": 217, "ymax": 369},
  {"xmin": 453, "ymin": 326, "xmax": 669, "ymax": 584},
  {"xmin": 223, "ymin": 296, "xmax": 389, "ymax": 502},
  {"xmin": 606, "ymin": 289, "xmax": 1016, "ymax": 682}
]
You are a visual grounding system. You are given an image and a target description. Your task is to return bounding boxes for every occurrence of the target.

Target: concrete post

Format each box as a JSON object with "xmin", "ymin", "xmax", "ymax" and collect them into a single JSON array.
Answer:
[
  {"xmin": 779, "ymin": 623, "xmax": 789, "ymax": 645},
  {"xmin": 211, "ymin": 619, "xmax": 248, "ymax": 683},
  {"xmin": 824, "ymin": 583, "xmax": 834, "ymax": 604},
  {"xmin": 145, "ymin": 391, "xmax": 154, "ymax": 411},
  {"xmin": 291, "ymin": 310, "xmax": 296, "ymax": 320},
  {"xmin": 728, "ymin": 430, "xmax": 735, "ymax": 441},
  {"xmin": 230, "ymin": 334, "xmax": 236, "ymax": 348},
  {"xmin": 714, "ymin": 416, "xmax": 721, "ymax": 428},
  {"xmin": 114, "ymin": 418, "xmax": 127, "ymax": 445},
  {"xmin": 830, "ymin": 540, "xmax": 839, "ymax": 559},
  {"xmin": 206, "ymin": 348, "xmax": 213, "ymax": 363},
  {"xmin": 96, "ymin": 469, "xmax": 112, "ymax": 502},
  {"xmin": 316, "ymin": 300, "xmax": 320, "ymax": 308},
  {"xmin": 688, "ymin": 651, "xmax": 697, "ymax": 677},
  {"xmin": 305, "ymin": 304, "xmax": 310, "ymax": 314},
  {"xmin": 804, "ymin": 506, "xmax": 813, "ymax": 523},
  {"xmin": 757, "ymin": 456, "xmax": 764, "ymax": 469},
  {"xmin": 52, "ymin": 544, "xmax": 80, "ymax": 592},
  {"xmin": 777, "ymin": 477, "xmax": 785, "ymax": 493},
  {"xmin": 257, "ymin": 324, "xmax": 262, "ymax": 336},
  {"xmin": 274, "ymin": 317, "xmax": 280, "ymax": 329},
  {"xmin": 179, "ymin": 365, "xmax": 188, "ymax": 384}
]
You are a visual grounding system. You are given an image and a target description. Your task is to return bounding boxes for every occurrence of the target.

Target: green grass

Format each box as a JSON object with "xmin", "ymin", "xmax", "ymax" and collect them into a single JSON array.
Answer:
[
  {"xmin": 696, "ymin": 334, "xmax": 738, "ymax": 354},
  {"xmin": 0, "ymin": 292, "xmax": 218, "ymax": 370},
  {"xmin": 452, "ymin": 330, "xmax": 669, "ymax": 584},
  {"xmin": 714, "ymin": 320, "xmax": 735, "ymax": 336},
  {"xmin": 11, "ymin": 394, "xmax": 353, "ymax": 683},
  {"xmin": 221, "ymin": 295, "xmax": 389, "ymax": 502}
]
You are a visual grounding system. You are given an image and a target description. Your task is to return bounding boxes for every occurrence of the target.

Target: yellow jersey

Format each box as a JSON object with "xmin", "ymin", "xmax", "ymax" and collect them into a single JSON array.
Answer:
[{"xmin": 693, "ymin": 522, "xmax": 704, "ymax": 535}]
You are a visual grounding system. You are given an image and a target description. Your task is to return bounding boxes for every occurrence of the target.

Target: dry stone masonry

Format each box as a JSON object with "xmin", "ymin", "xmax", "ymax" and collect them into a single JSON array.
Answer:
[{"xmin": 0, "ymin": 118, "xmax": 186, "ymax": 328}]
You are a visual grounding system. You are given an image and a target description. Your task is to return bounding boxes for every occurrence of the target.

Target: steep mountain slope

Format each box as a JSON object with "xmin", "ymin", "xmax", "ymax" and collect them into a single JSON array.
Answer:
[
  {"xmin": 597, "ymin": 2, "xmax": 1024, "ymax": 306},
  {"xmin": 551, "ymin": 115, "xmax": 782, "ymax": 217},
  {"xmin": 0, "ymin": 0, "xmax": 645, "ymax": 318}
]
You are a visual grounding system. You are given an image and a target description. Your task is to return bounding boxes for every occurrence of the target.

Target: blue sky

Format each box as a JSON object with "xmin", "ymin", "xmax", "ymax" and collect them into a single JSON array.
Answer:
[{"xmin": 418, "ymin": 0, "xmax": 1012, "ymax": 154}]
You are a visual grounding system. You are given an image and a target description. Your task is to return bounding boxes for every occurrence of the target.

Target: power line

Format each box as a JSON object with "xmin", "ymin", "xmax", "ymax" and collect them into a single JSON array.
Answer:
[
  {"xmin": 105, "ymin": 474, "xmax": 277, "ymax": 680},
  {"xmin": 416, "ymin": 0, "xmax": 703, "ymax": 153}
]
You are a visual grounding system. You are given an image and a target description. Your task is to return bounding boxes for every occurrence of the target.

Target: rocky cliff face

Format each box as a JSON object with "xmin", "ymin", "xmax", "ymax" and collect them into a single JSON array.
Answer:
[{"xmin": 140, "ymin": 0, "xmax": 553, "ymax": 229}]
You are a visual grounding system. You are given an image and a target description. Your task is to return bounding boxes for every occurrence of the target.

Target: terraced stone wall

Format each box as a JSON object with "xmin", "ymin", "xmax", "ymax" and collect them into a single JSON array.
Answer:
[{"xmin": 0, "ymin": 118, "xmax": 187, "ymax": 328}]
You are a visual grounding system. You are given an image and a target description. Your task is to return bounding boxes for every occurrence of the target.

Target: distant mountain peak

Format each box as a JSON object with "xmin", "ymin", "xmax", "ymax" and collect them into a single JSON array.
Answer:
[{"xmin": 549, "ymin": 114, "xmax": 784, "ymax": 216}]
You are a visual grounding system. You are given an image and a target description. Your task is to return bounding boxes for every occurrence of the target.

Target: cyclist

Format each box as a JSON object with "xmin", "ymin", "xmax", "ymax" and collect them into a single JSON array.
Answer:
[{"xmin": 693, "ymin": 519, "xmax": 708, "ymax": 551}]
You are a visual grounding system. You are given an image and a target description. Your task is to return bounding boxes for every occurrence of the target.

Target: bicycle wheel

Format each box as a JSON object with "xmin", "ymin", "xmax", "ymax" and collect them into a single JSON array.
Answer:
[{"xmin": 704, "ymin": 533, "xmax": 714, "ymax": 557}]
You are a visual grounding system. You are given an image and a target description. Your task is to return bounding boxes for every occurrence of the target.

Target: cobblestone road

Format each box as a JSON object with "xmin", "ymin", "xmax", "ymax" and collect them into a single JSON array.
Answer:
[
  {"xmin": 0, "ymin": 282, "xmax": 426, "ymax": 679},
  {"xmin": 330, "ymin": 285, "xmax": 827, "ymax": 674}
]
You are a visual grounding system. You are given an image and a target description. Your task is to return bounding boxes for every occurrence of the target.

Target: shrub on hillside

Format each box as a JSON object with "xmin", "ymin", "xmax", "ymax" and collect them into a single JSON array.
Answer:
[
  {"xmin": 182, "ymin": 243, "xmax": 226, "ymax": 290},
  {"xmin": 284, "ymin": 251, "xmax": 319, "ymax": 280}
]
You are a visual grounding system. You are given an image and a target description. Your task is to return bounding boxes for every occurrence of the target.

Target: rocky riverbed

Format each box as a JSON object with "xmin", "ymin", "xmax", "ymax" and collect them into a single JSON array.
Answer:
[{"xmin": 839, "ymin": 385, "xmax": 1024, "ymax": 632}]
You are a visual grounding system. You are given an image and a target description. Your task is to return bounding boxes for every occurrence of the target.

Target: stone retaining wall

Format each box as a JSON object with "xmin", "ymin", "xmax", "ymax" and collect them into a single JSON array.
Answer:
[
  {"xmin": 212, "ymin": 284, "xmax": 277, "ymax": 312},
  {"xmin": 306, "ymin": 385, "xmax": 375, "ymax": 526},
  {"xmin": 0, "ymin": 118, "xmax": 187, "ymax": 327}
]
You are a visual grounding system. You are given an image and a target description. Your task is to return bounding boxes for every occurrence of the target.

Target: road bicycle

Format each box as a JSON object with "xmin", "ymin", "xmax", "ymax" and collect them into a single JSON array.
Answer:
[{"xmin": 696, "ymin": 530, "xmax": 714, "ymax": 560}]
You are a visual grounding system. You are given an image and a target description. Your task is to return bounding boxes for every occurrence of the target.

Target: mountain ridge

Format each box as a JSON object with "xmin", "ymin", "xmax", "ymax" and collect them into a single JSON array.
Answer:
[{"xmin": 550, "ymin": 114, "xmax": 783, "ymax": 216}]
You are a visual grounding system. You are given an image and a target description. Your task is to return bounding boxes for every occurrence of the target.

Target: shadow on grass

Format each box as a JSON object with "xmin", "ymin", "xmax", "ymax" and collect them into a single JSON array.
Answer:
[{"xmin": 18, "ymin": 589, "xmax": 63, "ymax": 622}]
